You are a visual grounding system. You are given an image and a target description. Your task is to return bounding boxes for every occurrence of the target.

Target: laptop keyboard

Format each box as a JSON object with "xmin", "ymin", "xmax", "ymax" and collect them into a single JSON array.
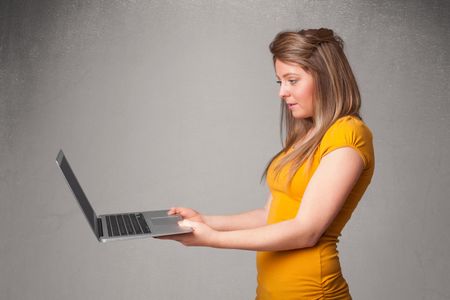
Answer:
[{"xmin": 105, "ymin": 213, "xmax": 151, "ymax": 237}]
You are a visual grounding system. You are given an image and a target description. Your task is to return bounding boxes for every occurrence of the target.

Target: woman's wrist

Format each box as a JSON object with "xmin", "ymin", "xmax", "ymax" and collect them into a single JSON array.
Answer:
[
  {"xmin": 201, "ymin": 214, "xmax": 210, "ymax": 225},
  {"xmin": 210, "ymin": 230, "xmax": 226, "ymax": 249}
]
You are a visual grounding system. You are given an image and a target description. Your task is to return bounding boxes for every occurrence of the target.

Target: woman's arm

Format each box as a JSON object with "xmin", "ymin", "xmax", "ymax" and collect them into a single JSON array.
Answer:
[
  {"xmin": 169, "ymin": 195, "xmax": 272, "ymax": 231},
  {"xmin": 203, "ymin": 195, "xmax": 272, "ymax": 231},
  {"xmin": 165, "ymin": 147, "xmax": 364, "ymax": 251}
]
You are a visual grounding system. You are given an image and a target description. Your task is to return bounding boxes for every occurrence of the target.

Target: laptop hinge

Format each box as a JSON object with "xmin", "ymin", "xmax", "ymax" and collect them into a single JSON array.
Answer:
[{"xmin": 97, "ymin": 218, "xmax": 104, "ymax": 238}]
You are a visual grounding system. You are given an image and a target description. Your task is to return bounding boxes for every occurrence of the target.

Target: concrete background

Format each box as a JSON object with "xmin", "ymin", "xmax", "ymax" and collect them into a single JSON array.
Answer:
[{"xmin": 1, "ymin": 0, "xmax": 449, "ymax": 299}]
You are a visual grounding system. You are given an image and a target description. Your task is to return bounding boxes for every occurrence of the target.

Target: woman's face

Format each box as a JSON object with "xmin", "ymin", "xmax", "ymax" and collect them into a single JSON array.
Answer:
[{"xmin": 275, "ymin": 60, "xmax": 315, "ymax": 119}]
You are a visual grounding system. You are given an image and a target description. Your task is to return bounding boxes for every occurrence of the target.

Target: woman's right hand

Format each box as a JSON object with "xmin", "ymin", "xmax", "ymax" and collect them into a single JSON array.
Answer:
[{"xmin": 168, "ymin": 207, "xmax": 205, "ymax": 223}]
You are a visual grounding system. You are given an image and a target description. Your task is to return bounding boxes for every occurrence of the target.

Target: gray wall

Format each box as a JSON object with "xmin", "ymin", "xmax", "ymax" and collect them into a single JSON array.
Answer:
[{"xmin": 1, "ymin": 0, "xmax": 449, "ymax": 299}]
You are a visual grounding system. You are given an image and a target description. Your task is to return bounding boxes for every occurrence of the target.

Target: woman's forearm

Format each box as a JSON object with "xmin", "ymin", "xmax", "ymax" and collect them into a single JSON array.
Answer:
[
  {"xmin": 212, "ymin": 218, "xmax": 318, "ymax": 251},
  {"xmin": 203, "ymin": 208, "xmax": 268, "ymax": 231}
]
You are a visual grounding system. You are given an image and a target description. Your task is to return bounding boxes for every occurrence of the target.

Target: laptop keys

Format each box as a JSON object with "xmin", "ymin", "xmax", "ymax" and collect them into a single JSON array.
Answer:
[
  {"xmin": 117, "ymin": 215, "xmax": 128, "ymax": 235},
  {"xmin": 137, "ymin": 213, "xmax": 151, "ymax": 234},
  {"xmin": 130, "ymin": 214, "xmax": 143, "ymax": 234},
  {"xmin": 106, "ymin": 216, "xmax": 113, "ymax": 237},
  {"xmin": 123, "ymin": 214, "xmax": 135, "ymax": 234},
  {"xmin": 110, "ymin": 215, "xmax": 120, "ymax": 236},
  {"xmin": 105, "ymin": 213, "xmax": 151, "ymax": 237}
]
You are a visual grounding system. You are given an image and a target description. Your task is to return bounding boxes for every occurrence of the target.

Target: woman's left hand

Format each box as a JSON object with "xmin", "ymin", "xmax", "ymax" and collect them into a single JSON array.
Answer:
[{"xmin": 158, "ymin": 219, "xmax": 219, "ymax": 247}]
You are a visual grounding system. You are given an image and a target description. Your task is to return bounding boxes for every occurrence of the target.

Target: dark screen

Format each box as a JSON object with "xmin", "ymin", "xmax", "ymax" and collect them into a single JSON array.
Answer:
[{"xmin": 57, "ymin": 151, "xmax": 98, "ymax": 238}]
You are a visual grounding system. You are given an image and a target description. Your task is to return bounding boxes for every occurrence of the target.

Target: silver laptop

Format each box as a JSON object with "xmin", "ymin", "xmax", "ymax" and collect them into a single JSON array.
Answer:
[{"xmin": 56, "ymin": 150, "xmax": 192, "ymax": 242}]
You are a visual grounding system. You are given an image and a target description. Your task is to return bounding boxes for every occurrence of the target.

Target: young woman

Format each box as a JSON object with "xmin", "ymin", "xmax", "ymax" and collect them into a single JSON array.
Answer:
[{"xmin": 161, "ymin": 28, "xmax": 374, "ymax": 299}]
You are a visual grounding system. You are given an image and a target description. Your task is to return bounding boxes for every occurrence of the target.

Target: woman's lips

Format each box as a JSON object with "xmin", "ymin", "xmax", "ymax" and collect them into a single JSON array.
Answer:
[{"xmin": 288, "ymin": 103, "xmax": 298, "ymax": 109}]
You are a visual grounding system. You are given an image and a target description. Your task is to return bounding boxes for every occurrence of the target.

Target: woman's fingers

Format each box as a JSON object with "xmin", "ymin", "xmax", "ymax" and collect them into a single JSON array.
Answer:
[
  {"xmin": 155, "ymin": 233, "xmax": 192, "ymax": 245},
  {"xmin": 178, "ymin": 219, "xmax": 196, "ymax": 229},
  {"xmin": 168, "ymin": 207, "xmax": 197, "ymax": 218},
  {"xmin": 168, "ymin": 207, "xmax": 185, "ymax": 216},
  {"xmin": 157, "ymin": 220, "xmax": 216, "ymax": 247},
  {"xmin": 167, "ymin": 207, "xmax": 205, "ymax": 224}
]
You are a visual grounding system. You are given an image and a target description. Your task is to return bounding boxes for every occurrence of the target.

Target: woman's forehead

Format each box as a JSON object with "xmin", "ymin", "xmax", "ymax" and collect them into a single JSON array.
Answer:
[{"xmin": 275, "ymin": 60, "xmax": 307, "ymax": 75}]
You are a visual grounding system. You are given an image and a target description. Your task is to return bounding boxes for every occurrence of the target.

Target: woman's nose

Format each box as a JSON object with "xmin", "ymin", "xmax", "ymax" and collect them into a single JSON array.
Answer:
[{"xmin": 279, "ymin": 83, "xmax": 290, "ymax": 99}]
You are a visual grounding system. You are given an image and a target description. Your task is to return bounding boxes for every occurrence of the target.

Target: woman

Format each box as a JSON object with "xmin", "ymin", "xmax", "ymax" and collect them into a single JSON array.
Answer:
[{"xmin": 161, "ymin": 28, "xmax": 374, "ymax": 299}]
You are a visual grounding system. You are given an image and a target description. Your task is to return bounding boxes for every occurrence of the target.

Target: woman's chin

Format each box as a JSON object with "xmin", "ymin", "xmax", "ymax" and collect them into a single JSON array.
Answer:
[{"xmin": 291, "ymin": 111, "xmax": 311, "ymax": 119}]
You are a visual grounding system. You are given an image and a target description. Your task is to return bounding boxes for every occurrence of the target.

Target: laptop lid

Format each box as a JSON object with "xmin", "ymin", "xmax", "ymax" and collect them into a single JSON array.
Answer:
[{"xmin": 56, "ymin": 150, "xmax": 100, "ymax": 239}]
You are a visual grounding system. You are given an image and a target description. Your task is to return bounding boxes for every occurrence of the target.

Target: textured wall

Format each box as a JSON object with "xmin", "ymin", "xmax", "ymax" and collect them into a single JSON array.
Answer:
[{"xmin": 1, "ymin": 0, "xmax": 449, "ymax": 299}]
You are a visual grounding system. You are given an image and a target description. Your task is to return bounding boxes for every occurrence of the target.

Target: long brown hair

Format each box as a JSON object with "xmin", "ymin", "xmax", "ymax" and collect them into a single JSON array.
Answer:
[{"xmin": 261, "ymin": 28, "xmax": 362, "ymax": 185}]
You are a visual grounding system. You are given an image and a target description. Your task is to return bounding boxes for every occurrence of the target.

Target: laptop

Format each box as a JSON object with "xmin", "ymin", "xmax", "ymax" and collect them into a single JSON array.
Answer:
[{"xmin": 56, "ymin": 150, "xmax": 192, "ymax": 242}]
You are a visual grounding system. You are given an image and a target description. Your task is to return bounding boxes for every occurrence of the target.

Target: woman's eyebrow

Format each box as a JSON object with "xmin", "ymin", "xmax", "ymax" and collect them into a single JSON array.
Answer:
[
  {"xmin": 276, "ymin": 72, "xmax": 301, "ymax": 79},
  {"xmin": 282, "ymin": 72, "xmax": 301, "ymax": 77}
]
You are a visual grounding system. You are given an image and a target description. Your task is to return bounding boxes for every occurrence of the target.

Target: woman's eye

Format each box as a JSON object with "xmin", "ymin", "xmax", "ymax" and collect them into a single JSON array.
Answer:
[{"xmin": 275, "ymin": 79, "xmax": 298, "ymax": 86}]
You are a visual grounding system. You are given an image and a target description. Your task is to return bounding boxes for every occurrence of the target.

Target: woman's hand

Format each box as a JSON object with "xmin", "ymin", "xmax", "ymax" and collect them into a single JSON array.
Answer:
[
  {"xmin": 162, "ymin": 207, "xmax": 219, "ymax": 247},
  {"xmin": 168, "ymin": 207, "xmax": 205, "ymax": 223},
  {"xmin": 158, "ymin": 219, "xmax": 220, "ymax": 247}
]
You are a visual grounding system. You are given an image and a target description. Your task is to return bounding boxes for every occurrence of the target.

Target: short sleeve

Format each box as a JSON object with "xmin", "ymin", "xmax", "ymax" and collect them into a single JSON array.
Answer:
[{"xmin": 319, "ymin": 116, "xmax": 374, "ymax": 169}]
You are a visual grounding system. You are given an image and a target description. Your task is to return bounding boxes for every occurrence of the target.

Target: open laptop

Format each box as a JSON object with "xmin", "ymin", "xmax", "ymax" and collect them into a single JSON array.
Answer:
[{"xmin": 56, "ymin": 150, "xmax": 192, "ymax": 242}]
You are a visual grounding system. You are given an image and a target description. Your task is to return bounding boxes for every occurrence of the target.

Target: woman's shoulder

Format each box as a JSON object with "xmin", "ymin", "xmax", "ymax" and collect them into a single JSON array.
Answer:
[
  {"xmin": 320, "ymin": 115, "xmax": 374, "ymax": 168},
  {"xmin": 324, "ymin": 115, "xmax": 372, "ymax": 140}
]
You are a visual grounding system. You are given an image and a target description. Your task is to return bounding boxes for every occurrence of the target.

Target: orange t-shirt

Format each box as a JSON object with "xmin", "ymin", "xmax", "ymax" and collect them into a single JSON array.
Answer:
[{"xmin": 256, "ymin": 115, "xmax": 375, "ymax": 300}]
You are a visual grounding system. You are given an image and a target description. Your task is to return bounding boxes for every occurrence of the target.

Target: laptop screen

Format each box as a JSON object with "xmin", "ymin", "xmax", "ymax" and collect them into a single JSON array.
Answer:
[{"xmin": 56, "ymin": 150, "xmax": 99, "ymax": 238}]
